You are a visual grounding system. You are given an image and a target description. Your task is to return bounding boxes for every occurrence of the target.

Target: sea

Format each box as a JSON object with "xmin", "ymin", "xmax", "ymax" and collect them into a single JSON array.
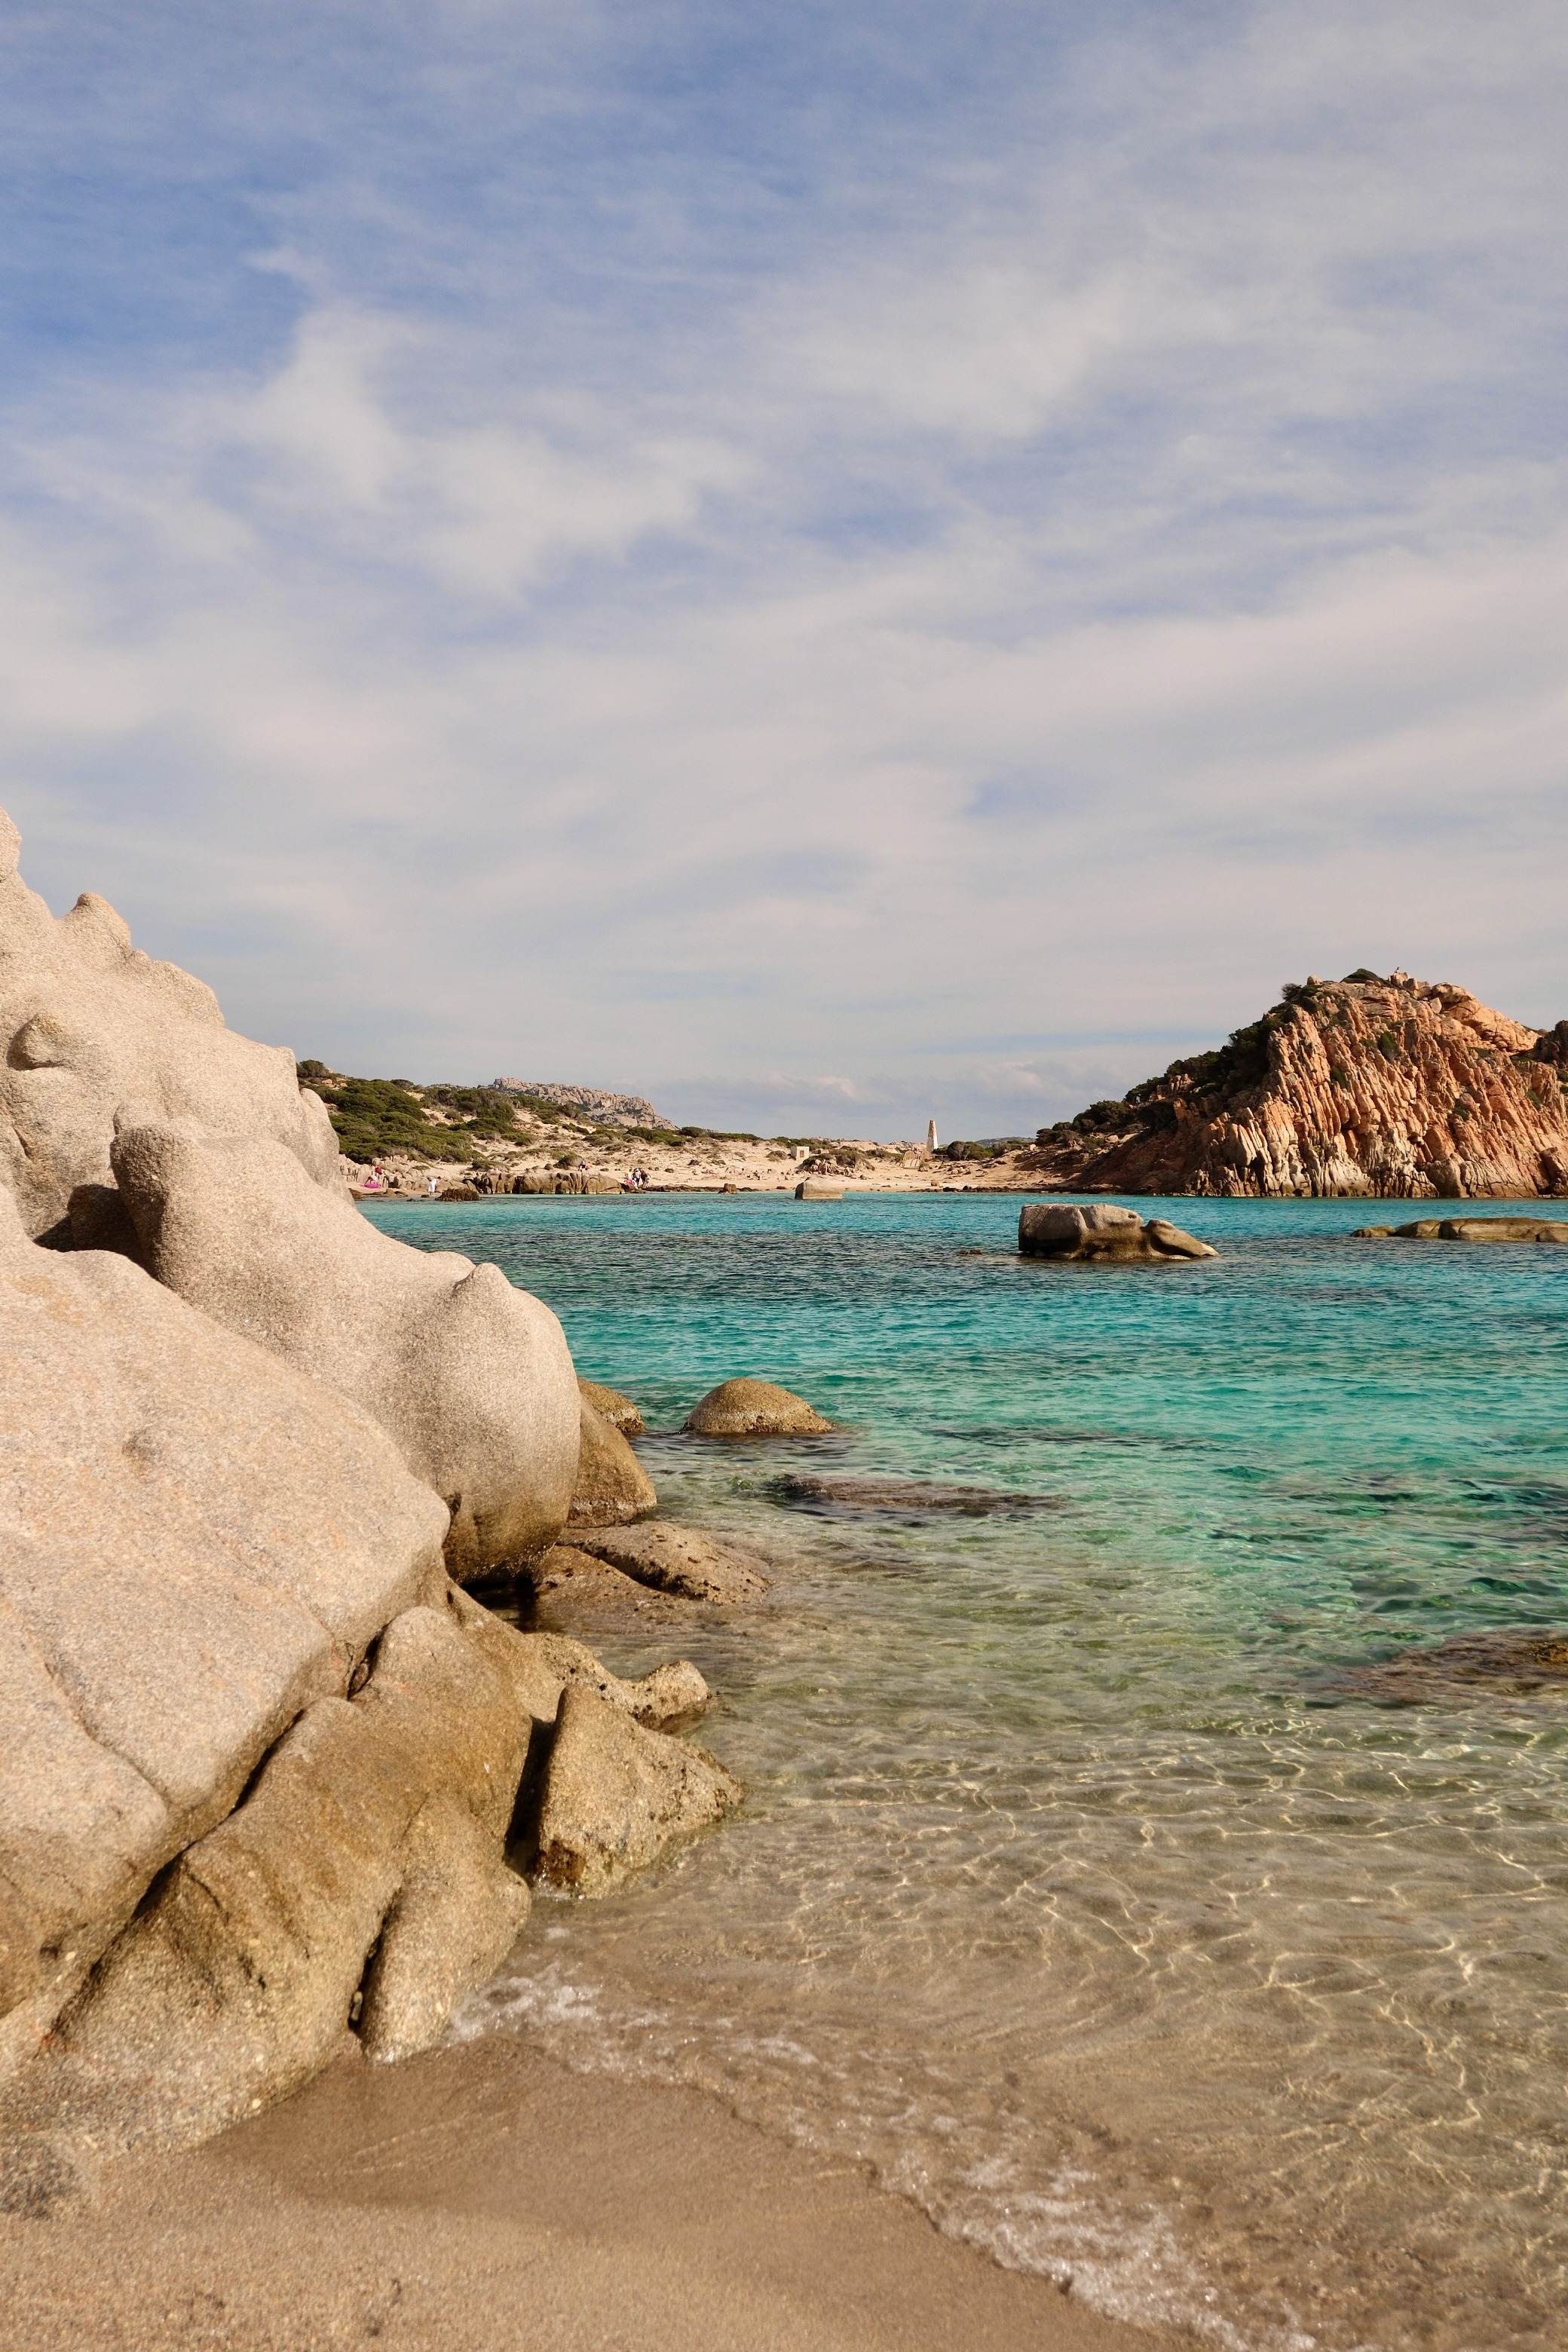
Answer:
[{"xmin": 364, "ymin": 1190, "xmax": 1568, "ymax": 2352}]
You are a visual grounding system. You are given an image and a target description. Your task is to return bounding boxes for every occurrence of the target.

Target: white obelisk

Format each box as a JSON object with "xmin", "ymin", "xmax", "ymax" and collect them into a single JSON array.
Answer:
[{"xmin": 926, "ymin": 1119, "xmax": 939, "ymax": 1152}]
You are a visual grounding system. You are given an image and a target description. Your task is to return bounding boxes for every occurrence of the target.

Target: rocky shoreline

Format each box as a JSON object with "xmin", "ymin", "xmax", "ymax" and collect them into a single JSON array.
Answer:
[{"xmin": 0, "ymin": 808, "xmax": 841, "ymax": 2212}]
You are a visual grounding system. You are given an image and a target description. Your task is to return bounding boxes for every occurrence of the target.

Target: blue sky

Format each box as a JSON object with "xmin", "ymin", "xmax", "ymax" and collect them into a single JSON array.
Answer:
[{"xmin": 2, "ymin": 2, "xmax": 1565, "ymax": 1138}]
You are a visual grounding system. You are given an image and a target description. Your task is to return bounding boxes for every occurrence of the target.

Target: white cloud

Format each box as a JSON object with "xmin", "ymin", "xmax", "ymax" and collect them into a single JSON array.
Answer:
[{"xmin": 2, "ymin": 1, "xmax": 1566, "ymax": 1136}]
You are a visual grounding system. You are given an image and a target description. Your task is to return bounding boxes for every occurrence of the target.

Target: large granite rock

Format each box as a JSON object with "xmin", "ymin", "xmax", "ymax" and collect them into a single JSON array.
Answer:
[
  {"xmin": 534, "ymin": 1688, "xmax": 743, "ymax": 1897},
  {"xmin": 0, "ymin": 811, "xmax": 341, "ymax": 1240},
  {"xmin": 12, "ymin": 1602, "xmax": 534, "ymax": 2164},
  {"xmin": 684, "ymin": 1377, "xmax": 834, "ymax": 1435},
  {"xmin": 0, "ymin": 1194, "xmax": 449, "ymax": 2094},
  {"xmin": 1018, "ymin": 1203, "xmax": 1216, "ymax": 1260},
  {"xmin": 568, "ymin": 1397, "xmax": 657, "ymax": 1528},
  {"xmin": 570, "ymin": 1521, "xmax": 771, "ymax": 1603},
  {"xmin": 110, "ymin": 1123, "xmax": 580, "ymax": 1575}
]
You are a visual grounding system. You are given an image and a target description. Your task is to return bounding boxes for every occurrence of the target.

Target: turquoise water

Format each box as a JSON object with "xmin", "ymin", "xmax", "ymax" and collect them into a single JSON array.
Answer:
[{"xmin": 369, "ymin": 1193, "xmax": 1568, "ymax": 2351}]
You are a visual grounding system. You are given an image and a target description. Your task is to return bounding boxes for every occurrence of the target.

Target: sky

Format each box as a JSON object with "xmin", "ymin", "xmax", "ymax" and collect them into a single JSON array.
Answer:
[{"xmin": 1, "ymin": 1, "xmax": 1564, "ymax": 1140}]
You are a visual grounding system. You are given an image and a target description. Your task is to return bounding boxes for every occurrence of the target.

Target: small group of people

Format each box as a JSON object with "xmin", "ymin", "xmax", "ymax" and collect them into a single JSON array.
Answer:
[{"xmin": 623, "ymin": 1166, "xmax": 653, "ymax": 1190}]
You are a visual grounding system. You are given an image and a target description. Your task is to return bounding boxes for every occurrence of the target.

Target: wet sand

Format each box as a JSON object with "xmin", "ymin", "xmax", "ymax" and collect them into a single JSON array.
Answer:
[{"xmin": 0, "ymin": 2037, "xmax": 1190, "ymax": 2351}]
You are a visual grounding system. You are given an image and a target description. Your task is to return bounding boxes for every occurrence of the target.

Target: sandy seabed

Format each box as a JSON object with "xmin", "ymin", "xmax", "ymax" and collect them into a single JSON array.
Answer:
[{"xmin": 0, "ymin": 2038, "xmax": 1190, "ymax": 2352}]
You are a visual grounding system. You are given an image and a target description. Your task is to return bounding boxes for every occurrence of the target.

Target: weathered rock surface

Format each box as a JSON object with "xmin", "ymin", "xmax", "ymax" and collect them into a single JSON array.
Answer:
[
  {"xmin": 0, "ymin": 811, "xmax": 341, "ymax": 1239},
  {"xmin": 577, "ymin": 1377, "xmax": 645, "ymax": 1435},
  {"xmin": 520, "ymin": 1545, "xmax": 692, "ymax": 1637},
  {"xmin": 500, "ymin": 1618, "xmax": 710, "ymax": 1729},
  {"xmin": 0, "ymin": 1194, "xmax": 449, "ymax": 2093},
  {"xmin": 568, "ymin": 1398, "xmax": 657, "ymax": 1528},
  {"xmin": 1357, "ymin": 1215, "xmax": 1568, "ymax": 1242},
  {"xmin": 684, "ymin": 1377, "xmax": 835, "ymax": 1436},
  {"xmin": 9, "ymin": 1602, "xmax": 533, "ymax": 2164},
  {"xmin": 1018, "ymin": 1203, "xmax": 1216, "ymax": 1260},
  {"xmin": 534, "ymin": 1687, "xmax": 743, "ymax": 1897},
  {"xmin": 571, "ymin": 1522, "xmax": 772, "ymax": 1603},
  {"xmin": 110, "ymin": 1124, "xmax": 580, "ymax": 1574},
  {"xmin": 795, "ymin": 1178, "xmax": 845, "ymax": 1200},
  {"xmin": 1024, "ymin": 972, "xmax": 1568, "ymax": 1199}
]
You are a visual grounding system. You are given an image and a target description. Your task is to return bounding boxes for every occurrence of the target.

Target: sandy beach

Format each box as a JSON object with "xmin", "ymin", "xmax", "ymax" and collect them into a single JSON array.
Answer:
[{"xmin": 0, "ymin": 2038, "xmax": 1187, "ymax": 2352}]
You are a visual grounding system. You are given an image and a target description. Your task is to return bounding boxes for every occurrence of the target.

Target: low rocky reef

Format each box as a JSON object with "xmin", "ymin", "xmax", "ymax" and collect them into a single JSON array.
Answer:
[
  {"xmin": 1018, "ymin": 1202, "xmax": 1217, "ymax": 1261},
  {"xmin": 1355, "ymin": 1215, "xmax": 1568, "ymax": 1243}
]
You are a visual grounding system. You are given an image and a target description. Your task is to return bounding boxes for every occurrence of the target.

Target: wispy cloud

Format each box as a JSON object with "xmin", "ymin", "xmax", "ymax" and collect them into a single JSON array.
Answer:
[{"xmin": 1, "ymin": 2, "xmax": 1564, "ymax": 1135}]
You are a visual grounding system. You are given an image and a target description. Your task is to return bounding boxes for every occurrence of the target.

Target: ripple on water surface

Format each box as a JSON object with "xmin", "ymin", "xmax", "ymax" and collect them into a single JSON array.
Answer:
[{"xmin": 370, "ymin": 1192, "xmax": 1568, "ymax": 2351}]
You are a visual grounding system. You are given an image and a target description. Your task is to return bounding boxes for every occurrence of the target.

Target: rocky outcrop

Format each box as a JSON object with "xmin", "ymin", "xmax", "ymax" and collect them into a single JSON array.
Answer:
[
  {"xmin": 0, "ymin": 810, "xmax": 741, "ymax": 2184},
  {"xmin": 492, "ymin": 1081, "xmax": 665, "ymax": 1128},
  {"xmin": 1018, "ymin": 1203, "xmax": 1215, "ymax": 1261},
  {"xmin": 684, "ymin": 1378, "xmax": 834, "ymax": 1436},
  {"xmin": 1355, "ymin": 1215, "xmax": 1568, "ymax": 1242},
  {"xmin": 109, "ymin": 1123, "xmax": 580, "ymax": 1575},
  {"xmin": 578, "ymin": 1377, "xmax": 645, "ymax": 1435},
  {"xmin": 0, "ymin": 1194, "xmax": 449, "ymax": 2097},
  {"xmin": 570, "ymin": 1522, "xmax": 771, "ymax": 1603},
  {"xmin": 1027, "ymin": 972, "xmax": 1568, "ymax": 1199},
  {"xmin": 568, "ymin": 1398, "xmax": 657, "ymax": 1528},
  {"xmin": 0, "ymin": 814, "xmax": 341, "ymax": 1240},
  {"xmin": 534, "ymin": 1688, "xmax": 743, "ymax": 1897},
  {"xmin": 795, "ymin": 1178, "xmax": 844, "ymax": 1200}
]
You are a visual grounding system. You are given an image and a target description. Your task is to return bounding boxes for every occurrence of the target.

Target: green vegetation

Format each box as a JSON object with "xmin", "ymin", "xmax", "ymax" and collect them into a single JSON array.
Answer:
[
  {"xmin": 297, "ymin": 1063, "xmax": 539, "ymax": 1165},
  {"xmin": 298, "ymin": 1061, "xmax": 789, "ymax": 1165}
]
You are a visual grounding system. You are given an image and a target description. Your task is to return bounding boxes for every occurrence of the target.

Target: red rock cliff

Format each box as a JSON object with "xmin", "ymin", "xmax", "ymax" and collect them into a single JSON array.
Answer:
[{"xmin": 1029, "ymin": 972, "xmax": 1568, "ymax": 1199}]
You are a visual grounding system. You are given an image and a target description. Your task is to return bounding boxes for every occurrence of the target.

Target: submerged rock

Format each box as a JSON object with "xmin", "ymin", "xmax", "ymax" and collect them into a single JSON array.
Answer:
[
  {"xmin": 571, "ymin": 1521, "xmax": 771, "ymax": 1603},
  {"xmin": 577, "ymin": 1377, "xmax": 645, "ymax": 1435},
  {"xmin": 1018, "ymin": 1203, "xmax": 1216, "ymax": 1261},
  {"xmin": 1326, "ymin": 1630, "xmax": 1568, "ymax": 1704},
  {"xmin": 568, "ymin": 1398, "xmax": 657, "ymax": 1528},
  {"xmin": 684, "ymin": 1377, "xmax": 835, "ymax": 1435},
  {"xmin": 773, "ymin": 1473, "xmax": 1059, "ymax": 1517},
  {"xmin": 110, "ymin": 1123, "xmax": 580, "ymax": 1576},
  {"xmin": 534, "ymin": 1687, "xmax": 743, "ymax": 1897}
]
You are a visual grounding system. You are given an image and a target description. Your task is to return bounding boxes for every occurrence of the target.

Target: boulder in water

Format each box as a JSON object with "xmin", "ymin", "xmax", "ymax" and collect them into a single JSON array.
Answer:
[
  {"xmin": 533, "ymin": 1687, "xmax": 742, "ymax": 1897},
  {"xmin": 1364, "ymin": 1216, "xmax": 1568, "ymax": 1244},
  {"xmin": 577, "ymin": 1377, "xmax": 645, "ymax": 1435},
  {"xmin": 1018, "ymin": 1203, "xmax": 1215, "ymax": 1261},
  {"xmin": 684, "ymin": 1377, "xmax": 834, "ymax": 1436}
]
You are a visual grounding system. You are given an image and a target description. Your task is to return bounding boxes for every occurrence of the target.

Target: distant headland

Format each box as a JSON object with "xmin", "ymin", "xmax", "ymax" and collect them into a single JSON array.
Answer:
[{"xmin": 310, "ymin": 971, "xmax": 1568, "ymax": 1201}]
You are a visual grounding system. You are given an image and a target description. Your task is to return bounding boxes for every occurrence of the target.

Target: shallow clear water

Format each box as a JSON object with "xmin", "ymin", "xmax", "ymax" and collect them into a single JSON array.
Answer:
[{"xmin": 369, "ymin": 1193, "xmax": 1568, "ymax": 2350}]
